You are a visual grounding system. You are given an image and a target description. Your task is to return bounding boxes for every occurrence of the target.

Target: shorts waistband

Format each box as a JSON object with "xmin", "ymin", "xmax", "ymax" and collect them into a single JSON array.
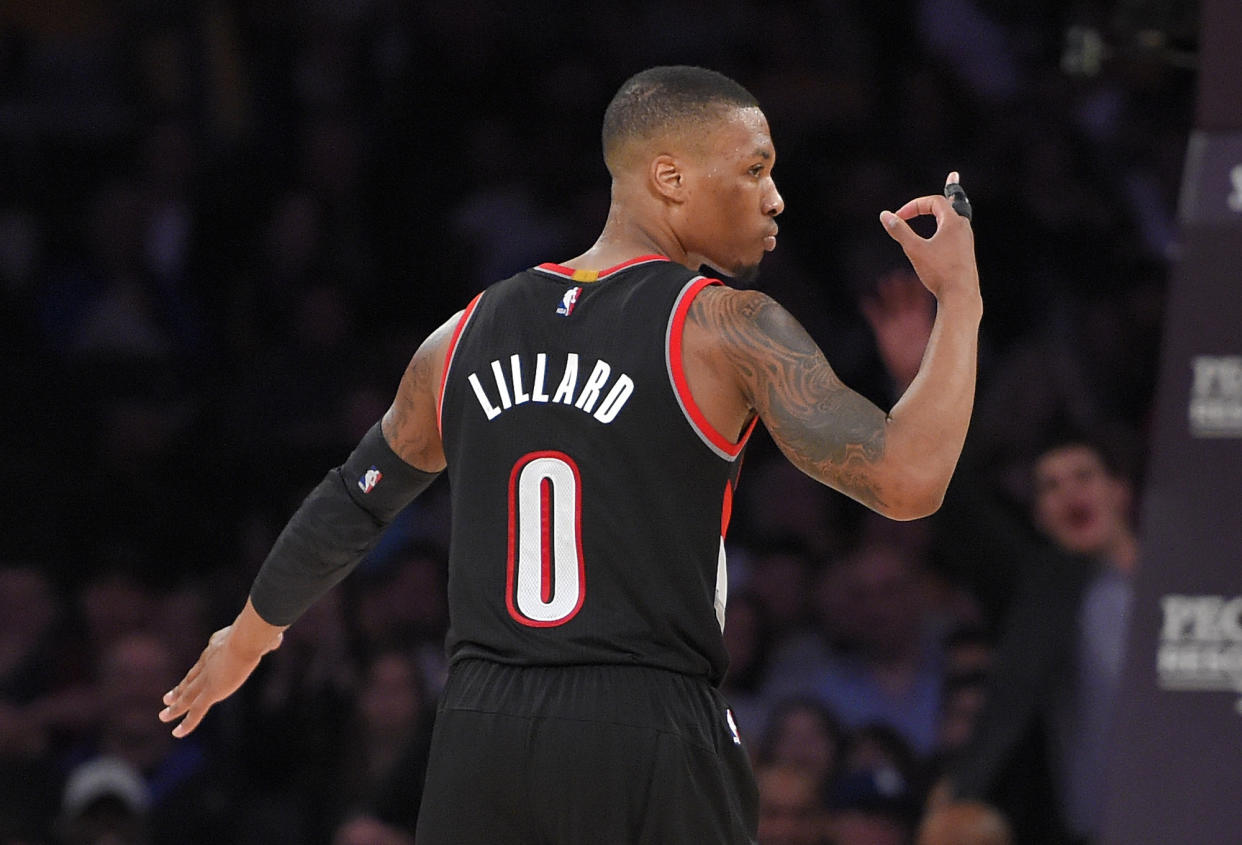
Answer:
[{"xmin": 440, "ymin": 659, "xmax": 726, "ymax": 748}]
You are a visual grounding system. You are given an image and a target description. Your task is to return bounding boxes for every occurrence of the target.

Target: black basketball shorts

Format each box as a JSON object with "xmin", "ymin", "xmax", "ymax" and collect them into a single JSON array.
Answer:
[{"xmin": 414, "ymin": 659, "xmax": 758, "ymax": 844}]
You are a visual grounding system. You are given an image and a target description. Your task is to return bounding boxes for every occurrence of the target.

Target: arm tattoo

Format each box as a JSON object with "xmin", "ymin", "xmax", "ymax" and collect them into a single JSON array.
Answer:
[
  {"xmin": 690, "ymin": 288, "xmax": 889, "ymax": 510},
  {"xmin": 382, "ymin": 349, "xmax": 437, "ymax": 467}
]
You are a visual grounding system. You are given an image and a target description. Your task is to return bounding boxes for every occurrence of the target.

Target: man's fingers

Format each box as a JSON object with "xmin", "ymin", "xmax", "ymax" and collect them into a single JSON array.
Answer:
[
  {"xmin": 159, "ymin": 662, "xmax": 206, "ymax": 719},
  {"xmin": 177, "ymin": 660, "xmax": 204, "ymax": 690},
  {"xmin": 171, "ymin": 697, "xmax": 208, "ymax": 738},
  {"xmin": 166, "ymin": 684, "xmax": 218, "ymax": 738},
  {"xmin": 159, "ymin": 686, "xmax": 193, "ymax": 722},
  {"xmin": 893, "ymin": 193, "xmax": 953, "ymax": 223},
  {"xmin": 161, "ymin": 663, "xmax": 201, "ymax": 707}
]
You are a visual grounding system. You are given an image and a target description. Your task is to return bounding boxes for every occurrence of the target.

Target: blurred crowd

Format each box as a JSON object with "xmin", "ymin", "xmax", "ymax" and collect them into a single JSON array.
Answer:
[{"xmin": 0, "ymin": 0, "xmax": 1195, "ymax": 843}]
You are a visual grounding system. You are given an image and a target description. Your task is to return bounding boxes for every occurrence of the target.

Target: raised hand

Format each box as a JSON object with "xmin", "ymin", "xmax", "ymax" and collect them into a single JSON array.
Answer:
[
  {"xmin": 860, "ymin": 268, "xmax": 936, "ymax": 392},
  {"xmin": 879, "ymin": 173, "xmax": 979, "ymax": 310}
]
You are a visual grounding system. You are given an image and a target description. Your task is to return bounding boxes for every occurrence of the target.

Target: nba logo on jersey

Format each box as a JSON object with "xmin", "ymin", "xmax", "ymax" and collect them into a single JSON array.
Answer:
[
  {"xmin": 556, "ymin": 286, "xmax": 581, "ymax": 317},
  {"xmin": 358, "ymin": 466, "xmax": 383, "ymax": 493}
]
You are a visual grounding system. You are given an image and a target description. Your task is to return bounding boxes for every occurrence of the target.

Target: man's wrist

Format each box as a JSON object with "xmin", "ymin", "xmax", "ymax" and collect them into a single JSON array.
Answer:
[
  {"xmin": 935, "ymin": 288, "xmax": 983, "ymax": 322},
  {"xmin": 226, "ymin": 599, "xmax": 287, "ymax": 660}
]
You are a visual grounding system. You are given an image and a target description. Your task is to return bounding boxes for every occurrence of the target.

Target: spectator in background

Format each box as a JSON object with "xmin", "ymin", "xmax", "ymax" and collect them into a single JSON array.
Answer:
[
  {"xmin": 741, "ymin": 536, "xmax": 824, "ymax": 653},
  {"xmin": 55, "ymin": 756, "xmax": 152, "ymax": 845},
  {"xmin": 859, "ymin": 223, "xmax": 1142, "ymax": 841},
  {"xmin": 0, "ymin": 565, "xmax": 71, "ymax": 841},
  {"xmin": 939, "ymin": 627, "xmax": 995, "ymax": 683},
  {"xmin": 331, "ymin": 814, "xmax": 414, "ymax": 845},
  {"xmin": 925, "ymin": 627, "xmax": 995, "ymax": 781},
  {"xmin": 826, "ymin": 765, "xmax": 920, "ymax": 845},
  {"xmin": 332, "ymin": 649, "xmax": 435, "ymax": 838},
  {"xmin": 235, "ymin": 590, "xmax": 357, "ymax": 844},
  {"xmin": 734, "ymin": 459, "xmax": 843, "ymax": 560},
  {"xmin": 754, "ymin": 762, "xmax": 831, "ymax": 845},
  {"xmin": 347, "ymin": 540, "xmax": 450, "ymax": 701},
  {"xmin": 841, "ymin": 722, "xmax": 926, "ymax": 803},
  {"xmin": 937, "ymin": 436, "xmax": 1139, "ymax": 844},
  {"xmin": 67, "ymin": 632, "xmax": 233, "ymax": 845},
  {"xmin": 917, "ymin": 800, "xmax": 1013, "ymax": 845},
  {"xmin": 764, "ymin": 529, "xmax": 947, "ymax": 757},
  {"xmin": 719, "ymin": 590, "xmax": 777, "ymax": 743},
  {"xmin": 756, "ymin": 697, "xmax": 846, "ymax": 796}
]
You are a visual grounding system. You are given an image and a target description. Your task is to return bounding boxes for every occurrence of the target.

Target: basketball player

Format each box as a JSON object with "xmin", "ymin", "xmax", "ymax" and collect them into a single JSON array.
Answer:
[{"xmin": 159, "ymin": 66, "xmax": 980, "ymax": 843}]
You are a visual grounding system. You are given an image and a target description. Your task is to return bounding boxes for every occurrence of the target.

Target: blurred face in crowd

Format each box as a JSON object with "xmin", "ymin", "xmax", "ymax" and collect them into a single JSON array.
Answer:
[
  {"xmin": 756, "ymin": 764, "xmax": 827, "ymax": 845},
  {"xmin": 832, "ymin": 543, "xmax": 924, "ymax": 660},
  {"xmin": 1032, "ymin": 444, "xmax": 1132, "ymax": 558},
  {"xmin": 828, "ymin": 811, "xmax": 909, "ymax": 845},
  {"xmin": 765, "ymin": 704, "xmax": 841, "ymax": 787},
  {"xmin": 721, "ymin": 593, "xmax": 763, "ymax": 684},
  {"xmin": 100, "ymin": 634, "xmax": 178, "ymax": 770},
  {"xmin": 358, "ymin": 652, "xmax": 422, "ymax": 740}
]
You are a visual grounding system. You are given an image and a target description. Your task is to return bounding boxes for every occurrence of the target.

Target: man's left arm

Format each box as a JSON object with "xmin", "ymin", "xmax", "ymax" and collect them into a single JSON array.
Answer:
[{"xmin": 159, "ymin": 312, "xmax": 457, "ymax": 737}]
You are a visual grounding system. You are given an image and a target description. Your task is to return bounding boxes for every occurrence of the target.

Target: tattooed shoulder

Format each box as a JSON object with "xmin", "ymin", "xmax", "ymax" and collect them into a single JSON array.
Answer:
[{"xmin": 691, "ymin": 286, "xmax": 889, "ymax": 509}]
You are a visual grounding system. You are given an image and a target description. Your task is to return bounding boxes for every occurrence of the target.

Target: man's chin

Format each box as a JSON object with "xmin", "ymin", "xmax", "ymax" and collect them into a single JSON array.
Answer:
[
  {"xmin": 705, "ymin": 261, "xmax": 762, "ymax": 287},
  {"xmin": 1056, "ymin": 530, "xmax": 1107, "ymax": 558}
]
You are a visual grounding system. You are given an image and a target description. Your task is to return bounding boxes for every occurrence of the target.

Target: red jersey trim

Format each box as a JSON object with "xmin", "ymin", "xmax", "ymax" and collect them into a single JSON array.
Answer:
[
  {"xmin": 667, "ymin": 277, "xmax": 757, "ymax": 461},
  {"xmin": 437, "ymin": 291, "xmax": 485, "ymax": 436},
  {"xmin": 533, "ymin": 254, "xmax": 670, "ymax": 282}
]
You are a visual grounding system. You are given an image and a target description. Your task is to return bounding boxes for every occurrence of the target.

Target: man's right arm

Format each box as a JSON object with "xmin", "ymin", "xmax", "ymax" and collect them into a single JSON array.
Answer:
[{"xmin": 692, "ymin": 179, "xmax": 981, "ymax": 520}]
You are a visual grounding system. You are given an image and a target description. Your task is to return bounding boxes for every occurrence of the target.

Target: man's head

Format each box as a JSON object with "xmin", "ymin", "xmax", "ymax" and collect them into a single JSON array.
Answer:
[
  {"xmin": 1031, "ymin": 438, "xmax": 1134, "ymax": 561},
  {"xmin": 602, "ymin": 66, "xmax": 760, "ymax": 174},
  {"xmin": 601, "ymin": 66, "xmax": 783, "ymax": 281}
]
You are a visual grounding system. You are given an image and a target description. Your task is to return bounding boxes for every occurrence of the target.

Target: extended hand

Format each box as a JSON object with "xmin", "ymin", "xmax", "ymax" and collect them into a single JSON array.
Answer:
[
  {"xmin": 879, "ymin": 173, "xmax": 979, "ymax": 308},
  {"xmin": 158, "ymin": 601, "xmax": 285, "ymax": 737}
]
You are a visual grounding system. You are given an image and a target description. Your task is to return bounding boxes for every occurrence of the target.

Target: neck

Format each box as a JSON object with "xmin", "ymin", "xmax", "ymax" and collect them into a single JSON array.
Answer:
[
  {"xmin": 565, "ymin": 193, "xmax": 694, "ymax": 271},
  {"xmin": 1106, "ymin": 530, "xmax": 1140, "ymax": 575}
]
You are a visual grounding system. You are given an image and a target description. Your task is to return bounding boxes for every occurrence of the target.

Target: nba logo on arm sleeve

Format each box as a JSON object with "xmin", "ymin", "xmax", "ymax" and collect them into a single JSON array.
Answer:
[{"xmin": 359, "ymin": 466, "xmax": 383, "ymax": 493}]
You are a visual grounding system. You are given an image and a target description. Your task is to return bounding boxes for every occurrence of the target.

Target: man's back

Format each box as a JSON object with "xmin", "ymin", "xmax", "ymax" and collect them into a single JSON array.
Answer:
[{"xmin": 439, "ymin": 256, "xmax": 752, "ymax": 683}]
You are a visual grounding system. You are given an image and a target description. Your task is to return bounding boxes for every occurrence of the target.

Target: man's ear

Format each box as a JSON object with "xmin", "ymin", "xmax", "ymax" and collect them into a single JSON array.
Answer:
[{"xmin": 651, "ymin": 154, "xmax": 686, "ymax": 202}]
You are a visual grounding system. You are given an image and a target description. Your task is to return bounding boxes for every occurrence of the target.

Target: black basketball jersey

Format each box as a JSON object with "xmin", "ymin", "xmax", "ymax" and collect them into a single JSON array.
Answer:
[{"xmin": 437, "ymin": 255, "xmax": 756, "ymax": 685}]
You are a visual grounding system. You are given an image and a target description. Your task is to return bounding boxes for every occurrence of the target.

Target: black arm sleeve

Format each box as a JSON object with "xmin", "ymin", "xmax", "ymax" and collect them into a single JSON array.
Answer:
[{"xmin": 248, "ymin": 422, "xmax": 440, "ymax": 625}]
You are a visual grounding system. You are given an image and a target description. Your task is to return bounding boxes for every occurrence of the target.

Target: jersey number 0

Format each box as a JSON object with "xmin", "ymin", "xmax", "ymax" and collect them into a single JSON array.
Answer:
[{"xmin": 506, "ymin": 451, "xmax": 586, "ymax": 627}]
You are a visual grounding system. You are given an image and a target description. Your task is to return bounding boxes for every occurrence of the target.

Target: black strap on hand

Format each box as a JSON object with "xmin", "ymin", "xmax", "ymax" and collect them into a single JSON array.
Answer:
[
  {"xmin": 945, "ymin": 181, "xmax": 973, "ymax": 221},
  {"xmin": 249, "ymin": 421, "xmax": 441, "ymax": 625}
]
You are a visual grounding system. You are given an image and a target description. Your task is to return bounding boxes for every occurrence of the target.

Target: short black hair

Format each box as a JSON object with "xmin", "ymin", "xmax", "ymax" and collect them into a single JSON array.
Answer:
[{"xmin": 601, "ymin": 66, "xmax": 759, "ymax": 173}]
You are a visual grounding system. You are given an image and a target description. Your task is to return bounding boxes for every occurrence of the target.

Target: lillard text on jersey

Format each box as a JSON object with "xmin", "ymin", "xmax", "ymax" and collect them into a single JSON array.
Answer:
[{"xmin": 467, "ymin": 352, "xmax": 635, "ymax": 424}]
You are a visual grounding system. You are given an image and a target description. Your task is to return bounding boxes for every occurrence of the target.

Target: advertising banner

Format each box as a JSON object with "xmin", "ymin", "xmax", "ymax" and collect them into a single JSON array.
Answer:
[{"xmin": 1100, "ymin": 2, "xmax": 1242, "ymax": 842}]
